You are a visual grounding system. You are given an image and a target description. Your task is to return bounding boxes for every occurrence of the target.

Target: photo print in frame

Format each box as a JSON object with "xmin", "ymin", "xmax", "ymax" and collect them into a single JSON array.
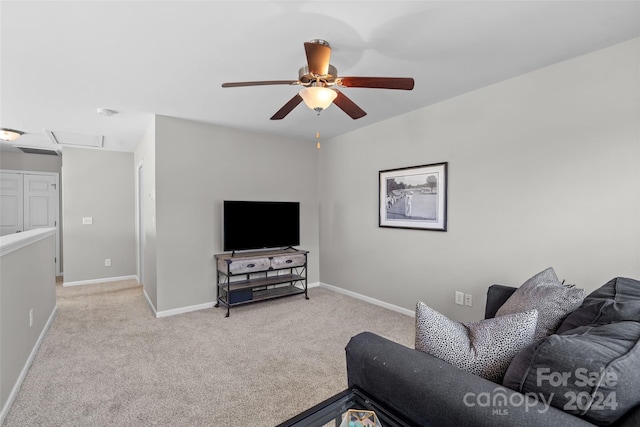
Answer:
[{"xmin": 379, "ymin": 162, "xmax": 448, "ymax": 231}]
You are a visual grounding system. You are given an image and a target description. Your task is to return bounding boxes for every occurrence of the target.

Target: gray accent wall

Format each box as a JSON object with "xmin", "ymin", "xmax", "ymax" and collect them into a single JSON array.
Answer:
[
  {"xmin": 0, "ymin": 232, "xmax": 56, "ymax": 418},
  {"xmin": 318, "ymin": 38, "xmax": 640, "ymax": 322},
  {"xmin": 0, "ymin": 151, "xmax": 62, "ymax": 174},
  {"xmin": 151, "ymin": 116, "xmax": 320, "ymax": 312},
  {"xmin": 62, "ymin": 147, "xmax": 136, "ymax": 283}
]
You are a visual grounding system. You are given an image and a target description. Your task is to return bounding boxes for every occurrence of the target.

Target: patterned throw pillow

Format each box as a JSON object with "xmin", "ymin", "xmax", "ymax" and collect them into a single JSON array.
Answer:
[
  {"xmin": 495, "ymin": 267, "xmax": 585, "ymax": 341},
  {"xmin": 415, "ymin": 301, "xmax": 538, "ymax": 383}
]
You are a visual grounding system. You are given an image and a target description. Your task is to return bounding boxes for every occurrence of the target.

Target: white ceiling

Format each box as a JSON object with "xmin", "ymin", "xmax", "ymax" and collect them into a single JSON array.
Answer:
[{"xmin": 1, "ymin": 1, "xmax": 638, "ymax": 153}]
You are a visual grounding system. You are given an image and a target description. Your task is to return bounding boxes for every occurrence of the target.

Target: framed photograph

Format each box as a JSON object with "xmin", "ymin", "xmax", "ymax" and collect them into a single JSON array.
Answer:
[{"xmin": 379, "ymin": 162, "xmax": 448, "ymax": 231}]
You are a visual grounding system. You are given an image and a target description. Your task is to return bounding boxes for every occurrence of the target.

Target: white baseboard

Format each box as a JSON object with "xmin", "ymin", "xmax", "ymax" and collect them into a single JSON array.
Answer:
[
  {"xmin": 319, "ymin": 282, "xmax": 415, "ymax": 317},
  {"xmin": 63, "ymin": 275, "xmax": 138, "ymax": 287},
  {"xmin": 0, "ymin": 305, "xmax": 58, "ymax": 425},
  {"xmin": 143, "ymin": 289, "xmax": 158, "ymax": 317},
  {"xmin": 155, "ymin": 301, "xmax": 216, "ymax": 318},
  {"xmin": 307, "ymin": 281, "xmax": 321, "ymax": 288}
]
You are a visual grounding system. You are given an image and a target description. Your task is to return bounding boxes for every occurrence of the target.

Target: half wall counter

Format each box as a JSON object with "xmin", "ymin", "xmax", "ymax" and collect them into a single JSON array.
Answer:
[{"xmin": 0, "ymin": 227, "xmax": 57, "ymax": 423}]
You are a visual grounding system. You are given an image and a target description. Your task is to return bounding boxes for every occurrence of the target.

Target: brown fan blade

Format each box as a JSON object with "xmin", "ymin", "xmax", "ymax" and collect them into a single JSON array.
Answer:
[
  {"xmin": 304, "ymin": 41, "xmax": 331, "ymax": 76},
  {"xmin": 332, "ymin": 90, "xmax": 366, "ymax": 120},
  {"xmin": 222, "ymin": 80, "xmax": 297, "ymax": 88},
  {"xmin": 270, "ymin": 94, "xmax": 303, "ymax": 120},
  {"xmin": 339, "ymin": 77, "xmax": 414, "ymax": 90}
]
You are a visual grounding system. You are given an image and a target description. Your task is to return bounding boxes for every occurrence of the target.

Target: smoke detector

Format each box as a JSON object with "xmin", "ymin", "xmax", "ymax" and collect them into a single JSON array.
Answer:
[{"xmin": 97, "ymin": 108, "xmax": 118, "ymax": 116}]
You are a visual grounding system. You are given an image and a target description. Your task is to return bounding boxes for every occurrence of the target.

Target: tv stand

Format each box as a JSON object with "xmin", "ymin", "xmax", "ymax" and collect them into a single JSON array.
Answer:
[{"xmin": 214, "ymin": 248, "xmax": 309, "ymax": 317}]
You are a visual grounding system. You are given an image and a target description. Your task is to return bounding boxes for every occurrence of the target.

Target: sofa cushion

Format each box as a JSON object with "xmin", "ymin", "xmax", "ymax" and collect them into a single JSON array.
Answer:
[
  {"xmin": 556, "ymin": 277, "xmax": 640, "ymax": 334},
  {"xmin": 415, "ymin": 301, "xmax": 537, "ymax": 383},
  {"xmin": 503, "ymin": 321, "xmax": 640, "ymax": 425},
  {"xmin": 496, "ymin": 267, "xmax": 585, "ymax": 340}
]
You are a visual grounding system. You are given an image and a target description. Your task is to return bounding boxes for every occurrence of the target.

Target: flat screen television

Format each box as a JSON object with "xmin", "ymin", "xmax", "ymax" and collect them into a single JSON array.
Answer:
[{"xmin": 223, "ymin": 201, "xmax": 300, "ymax": 252}]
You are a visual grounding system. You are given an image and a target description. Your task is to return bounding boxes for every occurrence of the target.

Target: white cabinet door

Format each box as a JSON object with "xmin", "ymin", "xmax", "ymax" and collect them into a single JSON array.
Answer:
[
  {"xmin": 0, "ymin": 172, "xmax": 24, "ymax": 236},
  {"xmin": 24, "ymin": 174, "xmax": 57, "ymax": 231}
]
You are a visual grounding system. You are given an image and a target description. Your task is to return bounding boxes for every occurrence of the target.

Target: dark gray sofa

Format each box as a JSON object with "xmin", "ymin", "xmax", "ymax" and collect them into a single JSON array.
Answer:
[{"xmin": 345, "ymin": 284, "xmax": 640, "ymax": 426}]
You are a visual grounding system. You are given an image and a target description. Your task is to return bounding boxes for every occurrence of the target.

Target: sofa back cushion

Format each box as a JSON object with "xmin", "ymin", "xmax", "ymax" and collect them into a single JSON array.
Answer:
[
  {"xmin": 485, "ymin": 284, "xmax": 517, "ymax": 319},
  {"xmin": 504, "ymin": 277, "xmax": 640, "ymax": 425},
  {"xmin": 503, "ymin": 322, "xmax": 640, "ymax": 425},
  {"xmin": 556, "ymin": 277, "xmax": 640, "ymax": 334}
]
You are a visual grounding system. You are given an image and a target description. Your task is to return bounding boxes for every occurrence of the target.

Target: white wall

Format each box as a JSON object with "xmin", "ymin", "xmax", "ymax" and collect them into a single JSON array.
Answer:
[
  {"xmin": 62, "ymin": 147, "xmax": 136, "ymax": 284},
  {"xmin": 319, "ymin": 38, "xmax": 640, "ymax": 322},
  {"xmin": 152, "ymin": 116, "xmax": 320, "ymax": 313}
]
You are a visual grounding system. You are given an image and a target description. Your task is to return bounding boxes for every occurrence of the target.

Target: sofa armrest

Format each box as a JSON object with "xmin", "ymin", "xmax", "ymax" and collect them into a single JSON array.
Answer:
[
  {"xmin": 346, "ymin": 332, "xmax": 595, "ymax": 427},
  {"xmin": 485, "ymin": 284, "xmax": 517, "ymax": 319}
]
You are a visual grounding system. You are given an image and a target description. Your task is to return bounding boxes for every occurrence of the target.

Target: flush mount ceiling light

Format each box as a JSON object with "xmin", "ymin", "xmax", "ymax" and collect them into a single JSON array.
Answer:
[
  {"xmin": 299, "ymin": 86, "xmax": 338, "ymax": 114},
  {"xmin": 0, "ymin": 128, "xmax": 24, "ymax": 141}
]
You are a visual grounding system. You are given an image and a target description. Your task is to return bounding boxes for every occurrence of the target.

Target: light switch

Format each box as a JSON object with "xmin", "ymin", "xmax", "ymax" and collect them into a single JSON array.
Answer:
[
  {"xmin": 455, "ymin": 291, "xmax": 464, "ymax": 305},
  {"xmin": 82, "ymin": 217, "xmax": 93, "ymax": 225}
]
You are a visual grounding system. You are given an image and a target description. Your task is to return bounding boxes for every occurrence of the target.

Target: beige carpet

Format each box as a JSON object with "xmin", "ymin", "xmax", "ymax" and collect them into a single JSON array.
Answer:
[{"xmin": 3, "ymin": 280, "xmax": 414, "ymax": 426}]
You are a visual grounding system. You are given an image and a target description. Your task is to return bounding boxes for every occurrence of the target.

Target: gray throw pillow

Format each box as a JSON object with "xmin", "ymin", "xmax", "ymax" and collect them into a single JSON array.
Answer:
[
  {"xmin": 415, "ymin": 301, "xmax": 538, "ymax": 383},
  {"xmin": 503, "ymin": 321, "xmax": 640, "ymax": 425},
  {"xmin": 496, "ymin": 267, "xmax": 585, "ymax": 340}
]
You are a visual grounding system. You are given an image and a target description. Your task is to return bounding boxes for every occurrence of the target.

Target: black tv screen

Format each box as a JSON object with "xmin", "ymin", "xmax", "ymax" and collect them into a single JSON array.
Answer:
[{"xmin": 223, "ymin": 201, "xmax": 300, "ymax": 251}]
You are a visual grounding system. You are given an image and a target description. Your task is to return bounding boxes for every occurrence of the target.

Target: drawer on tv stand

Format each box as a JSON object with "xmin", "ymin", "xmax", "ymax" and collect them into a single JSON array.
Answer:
[
  {"xmin": 218, "ymin": 257, "xmax": 270, "ymax": 275},
  {"xmin": 270, "ymin": 253, "xmax": 306, "ymax": 269}
]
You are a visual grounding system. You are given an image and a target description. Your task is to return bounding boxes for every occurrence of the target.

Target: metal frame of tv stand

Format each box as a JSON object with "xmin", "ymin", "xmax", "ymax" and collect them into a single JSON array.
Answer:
[{"xmin": 215, "ymin": 249, "xmax": 309, "ymax": 317}]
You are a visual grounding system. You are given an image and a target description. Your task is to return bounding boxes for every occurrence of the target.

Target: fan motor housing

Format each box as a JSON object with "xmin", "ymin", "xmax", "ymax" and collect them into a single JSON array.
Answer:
[{"xmin": 298, "ymin": 65, "xmax": 338, "ymax": 85}]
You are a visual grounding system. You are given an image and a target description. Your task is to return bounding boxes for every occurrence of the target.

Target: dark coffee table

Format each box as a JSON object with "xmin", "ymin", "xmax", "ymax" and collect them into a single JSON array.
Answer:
[{"xmin": 276, "ymin": 387, "xmax": 417, "ymax": 427}]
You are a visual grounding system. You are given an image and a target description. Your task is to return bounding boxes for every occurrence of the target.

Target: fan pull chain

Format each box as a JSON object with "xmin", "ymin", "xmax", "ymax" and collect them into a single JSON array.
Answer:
[{"xmin": 316, "ymin": 131, "xmax": 321, "ymax": 149}]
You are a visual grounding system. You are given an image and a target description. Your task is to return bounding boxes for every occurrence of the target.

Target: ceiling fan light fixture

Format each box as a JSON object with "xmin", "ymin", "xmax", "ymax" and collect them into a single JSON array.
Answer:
[
  {"xmin": 299, "ymin": 86, "xmax": 337, "ymax": 113},
  {"xmin": 223, "ymin": 39, "xmax": 413, "ymax": 120},
  {"xmin": 0, "ymin": 128, "xmax": 24, "ymax": 141}
]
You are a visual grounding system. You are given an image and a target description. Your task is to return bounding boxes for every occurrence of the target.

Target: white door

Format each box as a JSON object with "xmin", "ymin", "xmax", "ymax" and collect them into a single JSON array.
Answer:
[
  {"xmin": 23, "ymin": 174, "xmax": 57, "ymax": 231},
  {"xmin": 0, "ymin": 172, "xmax": 24, "ymax": 235},
  {"xmin": 137, "ymin": 163, "xmax": 144, "ymax": 285}
]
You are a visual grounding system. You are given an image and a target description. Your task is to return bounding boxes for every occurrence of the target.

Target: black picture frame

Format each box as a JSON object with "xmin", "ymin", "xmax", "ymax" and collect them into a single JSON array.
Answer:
[{"xmin": 379, "ymin": 162, "xmax": 448, "ymax": 231}]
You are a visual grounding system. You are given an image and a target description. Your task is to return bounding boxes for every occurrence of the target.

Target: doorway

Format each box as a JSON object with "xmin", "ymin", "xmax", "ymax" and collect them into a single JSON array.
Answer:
[
  {"xmin": 137, "ymin": 162, "xmax": 144, "ymax": 286},
  {"xmin": 0, "ymin": 171, "xmax": 61, "ymax": 275}
]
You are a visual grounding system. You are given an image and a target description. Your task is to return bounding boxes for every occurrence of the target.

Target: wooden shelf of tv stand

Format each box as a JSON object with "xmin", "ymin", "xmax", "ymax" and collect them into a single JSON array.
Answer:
[
  {"xmin": 215, "ymin": 248, "xmax": 309, "ymax": 316},
  {"xmin": 224, "ymin": 273, "xmax": 305, "ymax": 291},
  {"xmin": 245, "ymin": 284, "xmax": 306, "ymax": 303}
]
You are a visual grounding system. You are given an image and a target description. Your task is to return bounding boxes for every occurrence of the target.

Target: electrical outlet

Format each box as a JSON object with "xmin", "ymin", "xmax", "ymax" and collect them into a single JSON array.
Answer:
[
  {"xmin": 464, "ymin": 293, "xmax": 473, "ymax": 307},
  {"xmin": 105, "ymin": 258, "xmax": 111, "ymax": 267},
  {"xmin": 29, "ymin": 309, "xmax": 33, "ymax": 327},
  {"xmin": 82, "ymin": 217, "xmax": 93, "ymax": 225},
  {"xmin": 455, "ymin": 291, "xmax": 464, "ymax": 305}
]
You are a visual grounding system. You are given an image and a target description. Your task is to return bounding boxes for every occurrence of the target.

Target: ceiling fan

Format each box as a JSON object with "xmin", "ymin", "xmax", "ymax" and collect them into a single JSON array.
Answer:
[{"xmin": 221, "ymin": 39, "xmax": 415, "ymax": 120}]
